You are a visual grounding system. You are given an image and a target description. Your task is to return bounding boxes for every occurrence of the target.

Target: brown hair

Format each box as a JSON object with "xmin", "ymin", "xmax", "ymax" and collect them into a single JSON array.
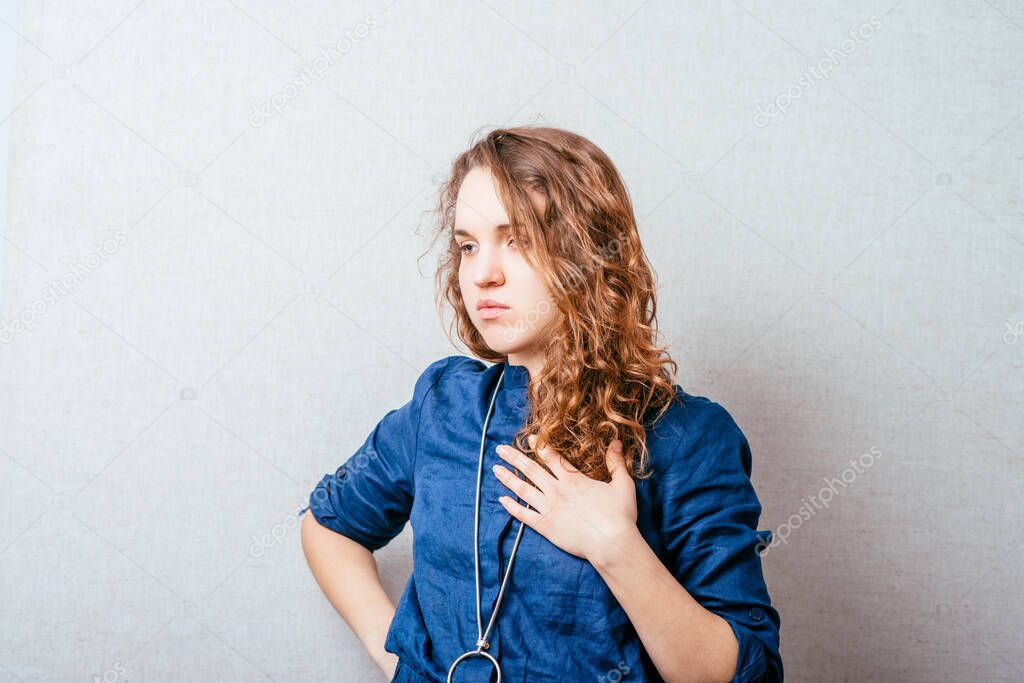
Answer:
[{"xmin": 427, "ymin": 125, "xmax": 679, "ymax": 482}]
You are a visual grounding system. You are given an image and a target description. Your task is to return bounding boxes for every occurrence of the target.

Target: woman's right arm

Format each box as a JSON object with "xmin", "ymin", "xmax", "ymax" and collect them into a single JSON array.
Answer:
[
  {"xmin": 300, "ymin": 510, "xmax": 400, "ymax": 680},
  {"xmin": 299, "ymin": 356, "xmax": 453, "ymax": 680}
]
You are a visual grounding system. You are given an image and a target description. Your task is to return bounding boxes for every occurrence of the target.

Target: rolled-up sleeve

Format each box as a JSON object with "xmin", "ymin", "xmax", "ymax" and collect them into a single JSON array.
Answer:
[
  {"xmin": 658, "ymin": 399, "xmax": 783, "ymax": 682},
  {"xmin": 300, "ymin": 357, "xmax": 451, "ymax": 552}
]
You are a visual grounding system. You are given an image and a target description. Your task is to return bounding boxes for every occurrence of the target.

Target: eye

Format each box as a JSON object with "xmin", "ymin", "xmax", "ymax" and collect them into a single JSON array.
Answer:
[{"xmin": 459, "ymin": 242, "xmax": 476, "ymax": 255}]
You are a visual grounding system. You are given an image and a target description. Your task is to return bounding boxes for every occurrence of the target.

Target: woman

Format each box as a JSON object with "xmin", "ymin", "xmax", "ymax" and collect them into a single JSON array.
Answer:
[{"xmin": 300, "ymin": 127, "xmax": 782, "ymax": 683}]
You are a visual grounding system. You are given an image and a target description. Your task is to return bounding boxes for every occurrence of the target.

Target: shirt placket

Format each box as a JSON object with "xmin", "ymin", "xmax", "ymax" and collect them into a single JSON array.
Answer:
[{"xmin": 475, "ymin": 393, "xmax": 529, "ymax": 659}]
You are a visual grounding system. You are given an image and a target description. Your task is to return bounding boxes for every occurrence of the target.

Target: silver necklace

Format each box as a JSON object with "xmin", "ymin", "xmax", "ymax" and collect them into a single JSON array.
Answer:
[{"xmin": 446, "ymin": 366, "xmax": 529, "ymax": 683}]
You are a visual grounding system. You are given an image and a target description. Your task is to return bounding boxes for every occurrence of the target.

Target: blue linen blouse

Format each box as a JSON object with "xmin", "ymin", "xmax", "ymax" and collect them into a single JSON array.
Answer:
[{"xmin": 301, "ymin": 355, "xmax": 783, "ymax": 682}]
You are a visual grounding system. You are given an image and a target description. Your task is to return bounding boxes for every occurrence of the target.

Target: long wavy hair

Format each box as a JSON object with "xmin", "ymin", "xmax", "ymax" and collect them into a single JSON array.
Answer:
[{"xmin": 427, "ymin": 125, "xmax": 679, "ymax": 482}]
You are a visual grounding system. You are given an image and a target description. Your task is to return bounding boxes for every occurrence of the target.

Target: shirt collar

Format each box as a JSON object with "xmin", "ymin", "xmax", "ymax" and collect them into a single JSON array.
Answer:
[{"xmin": 501, "ymin": 360, "xmax": 531, "ymax": 388}]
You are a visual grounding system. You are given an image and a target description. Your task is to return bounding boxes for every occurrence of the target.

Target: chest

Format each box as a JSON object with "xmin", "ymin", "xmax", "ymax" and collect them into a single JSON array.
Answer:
[{"xmin": 409, "ymin": 404, "xmax": 664, "ymax": 619}]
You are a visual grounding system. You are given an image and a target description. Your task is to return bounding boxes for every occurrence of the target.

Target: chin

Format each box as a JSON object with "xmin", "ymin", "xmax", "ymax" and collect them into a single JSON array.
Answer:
[
  {"xmin": 474, "ymin": 329, "xmax": 521, "ymax": 355},
  {"xmin": 479, "ymin": 336, "xmax": 516, "ymax": 355}
]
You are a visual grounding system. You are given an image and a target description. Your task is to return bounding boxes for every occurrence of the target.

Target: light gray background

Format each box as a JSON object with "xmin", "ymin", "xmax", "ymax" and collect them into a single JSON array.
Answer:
[{"xmin": 1, "ymin": 1, "xmax": 1022, "ymax": 682}]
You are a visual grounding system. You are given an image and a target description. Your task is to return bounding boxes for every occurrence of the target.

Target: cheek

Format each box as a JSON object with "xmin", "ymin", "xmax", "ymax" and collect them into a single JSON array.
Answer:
[
  {"xmin": 512, "ymin": 273, "xmax": 559, "ymax": 330},
  {"xmin": 525, "ymin": 278, "xmax": 554, "ymax": 313},
  {"xmin": 509, "ymin": 262, "xmax": 548, "ymax": 304}
]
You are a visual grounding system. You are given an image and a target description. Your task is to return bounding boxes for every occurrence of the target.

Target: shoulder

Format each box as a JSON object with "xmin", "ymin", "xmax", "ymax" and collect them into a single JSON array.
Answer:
[
  {"xmin": 648, "ymin": 386, "xmax": 753, "ymax": 485},
  {"xmin": 411, "ymin": 354, "xmax": 489, "ymax": 397},
  {"xmin": 409, "ymin": 356, "xmax": 451, "ymax": 395},
  {"xmin": 437, "ymin": 353, "xmax": 489, "ymax": 378}
]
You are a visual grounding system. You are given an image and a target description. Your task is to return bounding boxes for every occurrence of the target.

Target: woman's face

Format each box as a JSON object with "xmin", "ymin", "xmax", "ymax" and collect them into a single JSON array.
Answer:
[{"xmin": 455, "ymin": 166, "xmax": 560, "ymax": 362}]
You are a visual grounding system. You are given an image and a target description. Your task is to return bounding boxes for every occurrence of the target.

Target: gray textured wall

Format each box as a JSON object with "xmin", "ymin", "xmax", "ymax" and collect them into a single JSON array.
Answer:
[{"xmin": 1, "ymin": 1, "xmax": 1022, "ymax": 681}]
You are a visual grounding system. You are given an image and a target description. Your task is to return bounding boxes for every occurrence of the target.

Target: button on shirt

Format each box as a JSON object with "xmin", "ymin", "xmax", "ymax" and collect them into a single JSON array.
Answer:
[{"xmin": 301, "ymin": 355, "xmax": 783, "ymax": 682}]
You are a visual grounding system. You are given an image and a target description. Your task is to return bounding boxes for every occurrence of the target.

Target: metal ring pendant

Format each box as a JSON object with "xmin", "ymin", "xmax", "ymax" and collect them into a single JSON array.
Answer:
[{"xmin": 446, "ymin": 647, "xmax": 501, "ymax": 683}]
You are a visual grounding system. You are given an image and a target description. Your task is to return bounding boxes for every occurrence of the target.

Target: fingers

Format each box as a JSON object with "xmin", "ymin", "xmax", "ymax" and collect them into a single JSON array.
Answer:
[
  {"xmin": 492, "ymin": 463, "xmax": 545, "ymax": 510},
  {"xmin": 528, "ymin": 433, "xmax": 581, "ymax": 475},
  {"xmin": 496, "ymin": 443, "xmax": 557, "ymax": 490},
  {"xmin": 497, "ymin": 494, "xmax": 543, "ymax": 526},
  {"xmin": 605, "ymin": 439, "xmax": 629, "ymax": 483}
]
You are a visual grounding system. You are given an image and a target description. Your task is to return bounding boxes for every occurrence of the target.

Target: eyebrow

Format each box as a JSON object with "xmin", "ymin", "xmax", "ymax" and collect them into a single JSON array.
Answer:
[{"xmin": 453, "ymin": 224, "xmax": 511, "ymax": 239}]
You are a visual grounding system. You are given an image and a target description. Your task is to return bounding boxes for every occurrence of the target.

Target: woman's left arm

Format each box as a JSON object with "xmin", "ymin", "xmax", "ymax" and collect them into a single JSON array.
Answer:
[
  {"xmin": 494, "ymin": 401, "xmax": 781, "ymax": 683},
  {"xmin": 587, "ymin": 521, "xmax": 741, "ymax": 683}
]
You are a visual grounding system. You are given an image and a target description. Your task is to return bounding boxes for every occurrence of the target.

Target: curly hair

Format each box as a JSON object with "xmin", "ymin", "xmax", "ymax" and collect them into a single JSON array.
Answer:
[{"xmin": 425, "ymin": 125, "xmax": 680, "ymax": 483}]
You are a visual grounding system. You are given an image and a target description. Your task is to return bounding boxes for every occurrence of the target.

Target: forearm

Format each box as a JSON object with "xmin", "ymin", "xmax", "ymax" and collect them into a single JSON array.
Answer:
[
  {"xmin": 300, "ymin": 512, "xmax": 399, "ymax": 678},
  {"xmin": 589, "ymin": 526, "xmax": 739, "ymax": 683}
]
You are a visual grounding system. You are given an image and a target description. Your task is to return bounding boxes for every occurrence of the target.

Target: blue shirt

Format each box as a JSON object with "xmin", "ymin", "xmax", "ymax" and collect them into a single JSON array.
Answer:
[{"xmin": 301, "ymin": 355, "xmax": 783, "ymax": 682}]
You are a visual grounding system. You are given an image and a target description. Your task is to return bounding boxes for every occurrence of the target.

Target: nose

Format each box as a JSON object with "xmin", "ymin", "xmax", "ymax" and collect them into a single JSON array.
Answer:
[{"xmin": 471, "ymin": 244, "xmax": 505, "ymax": 288}]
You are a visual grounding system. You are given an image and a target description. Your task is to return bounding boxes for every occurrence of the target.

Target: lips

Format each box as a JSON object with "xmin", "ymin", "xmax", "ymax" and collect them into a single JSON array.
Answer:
[{"xmin": 476, "ymin": 299, "xmax": 509, "ymax": 320}]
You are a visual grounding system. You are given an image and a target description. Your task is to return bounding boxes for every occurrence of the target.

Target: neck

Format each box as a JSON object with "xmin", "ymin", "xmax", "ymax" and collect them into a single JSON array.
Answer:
[{"xmin": 506, "ymin": 351, "xmax": 544, "ymax": 383}]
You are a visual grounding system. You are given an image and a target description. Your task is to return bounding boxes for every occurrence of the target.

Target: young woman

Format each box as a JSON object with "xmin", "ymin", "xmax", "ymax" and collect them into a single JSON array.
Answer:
[{"xmin": 300, "ymin": 127, "xmax": 782, "ymax": 683}]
